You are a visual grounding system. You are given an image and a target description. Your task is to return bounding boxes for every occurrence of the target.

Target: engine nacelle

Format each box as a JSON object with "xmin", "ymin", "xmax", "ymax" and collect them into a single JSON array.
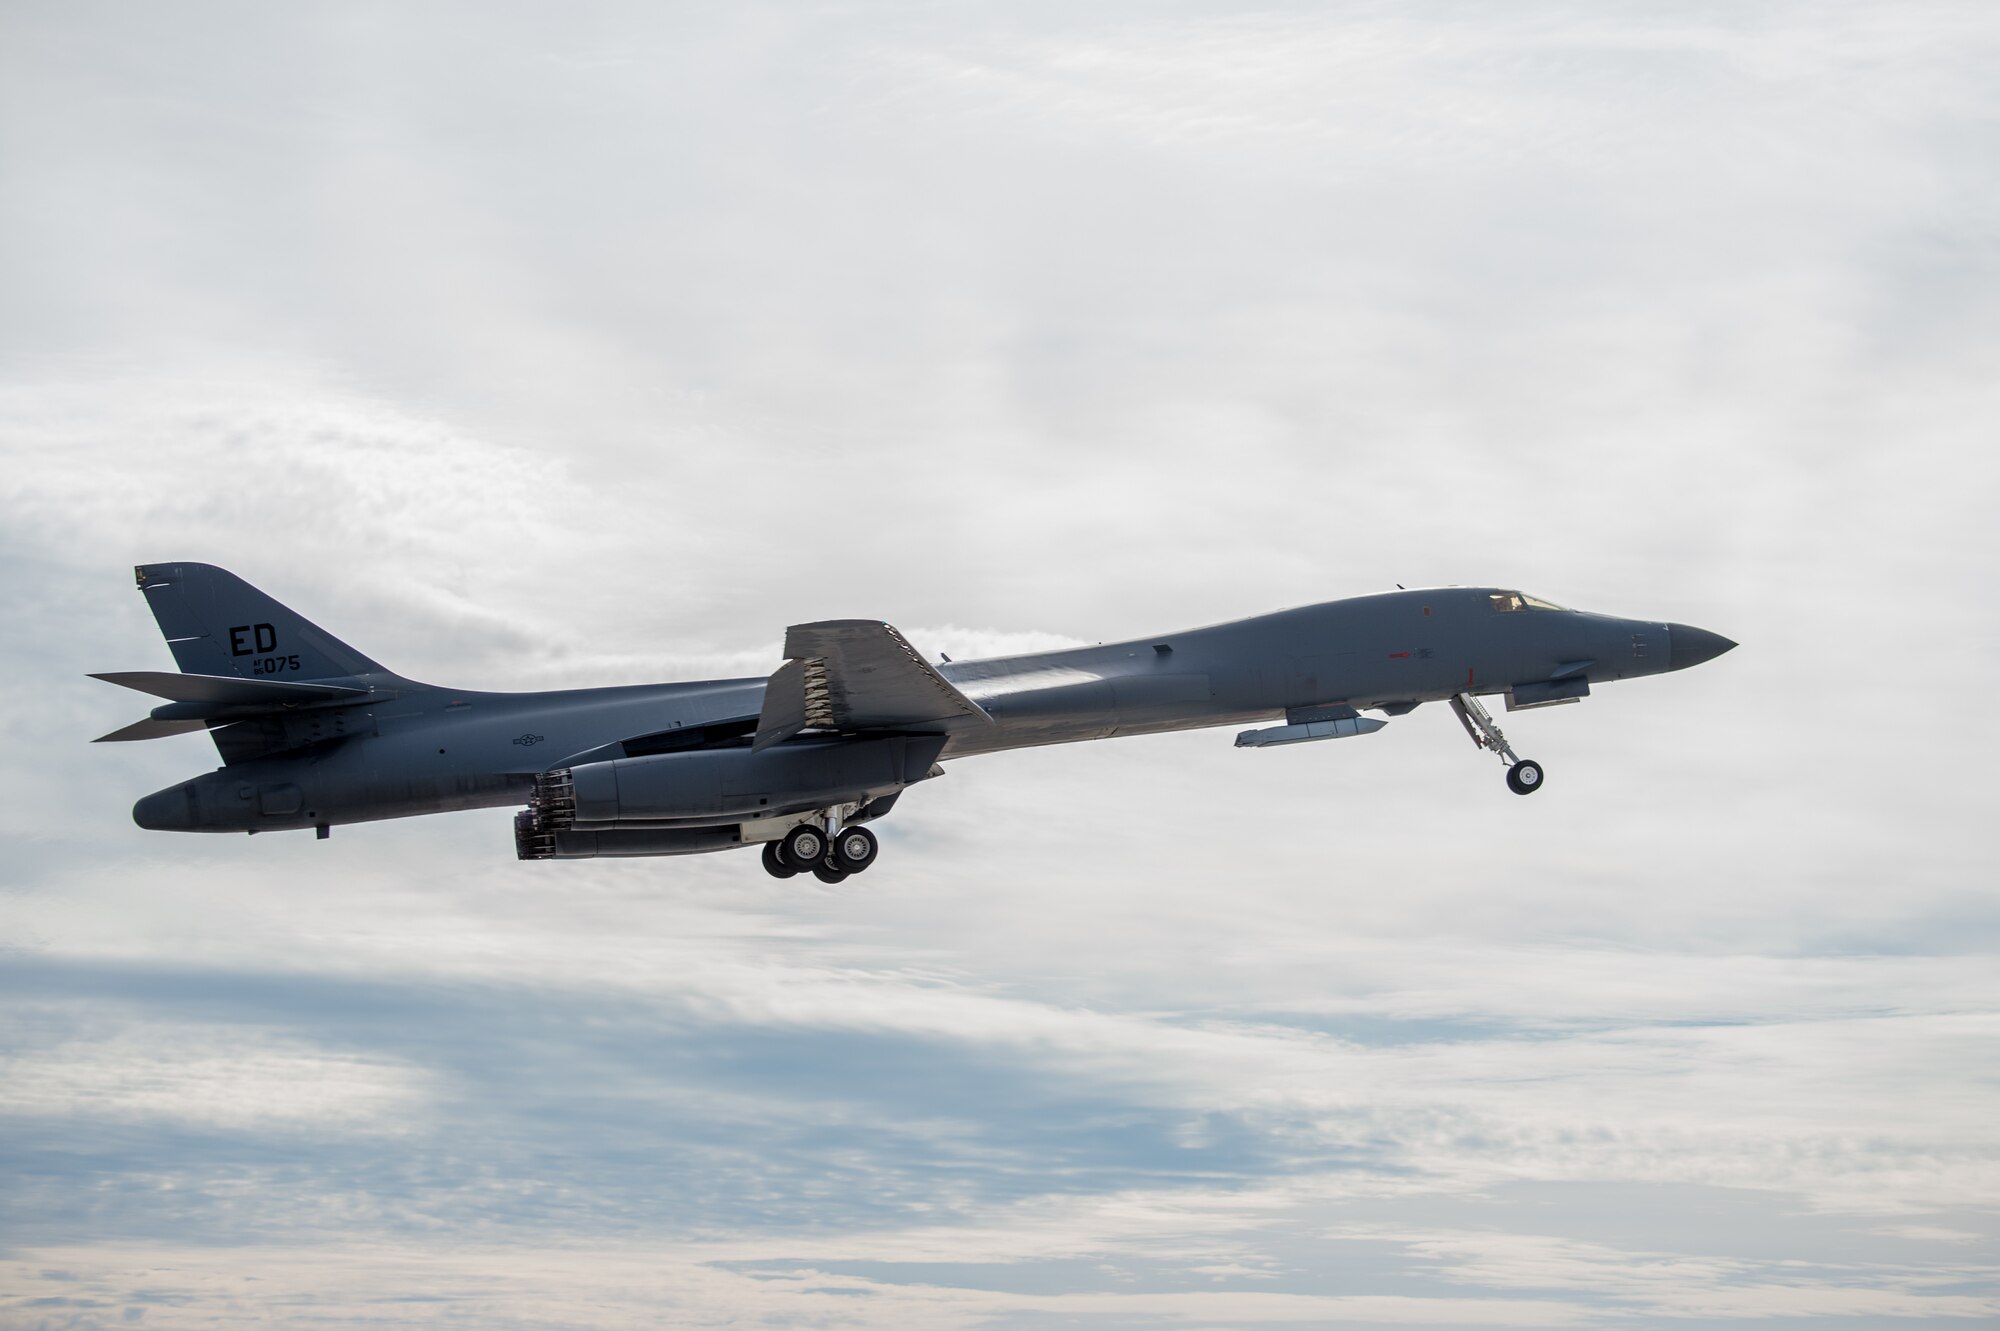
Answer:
[
  {"xmin": 528, "ymin": 734, "xmax": 947, "ymax": 834},
  {"xmin": 514, "ymin": 815, "xmax": 746, "ymax": 860}
]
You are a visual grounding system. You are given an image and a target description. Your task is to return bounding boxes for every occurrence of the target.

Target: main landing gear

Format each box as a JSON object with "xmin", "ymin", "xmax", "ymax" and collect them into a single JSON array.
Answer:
[
  {"xmin": 760, "ymin": 815, "xmax": 880, "ymax": 882},
  {"xmin": 1450, "ymin": 692, "xmax": 1545, "ymax": 796}
]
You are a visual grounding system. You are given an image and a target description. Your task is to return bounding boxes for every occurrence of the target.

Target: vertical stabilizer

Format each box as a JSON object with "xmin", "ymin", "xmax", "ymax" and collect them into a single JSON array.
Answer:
[{"xmin": 134, "ymin": 563, "xmax": 385, "ymax": 681}]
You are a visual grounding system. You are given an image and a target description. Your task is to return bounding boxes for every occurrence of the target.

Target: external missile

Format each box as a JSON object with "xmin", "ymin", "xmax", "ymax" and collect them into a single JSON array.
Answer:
[{"xmin": 1234, "ymin": 715, "xmax": 1387, "ymax": 748}]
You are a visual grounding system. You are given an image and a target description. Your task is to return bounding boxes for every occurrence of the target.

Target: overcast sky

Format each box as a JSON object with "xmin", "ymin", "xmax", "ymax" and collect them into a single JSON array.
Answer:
[{"xmin": 3, "ymin": 1, "xmax": 1999, "ymax": 1326}]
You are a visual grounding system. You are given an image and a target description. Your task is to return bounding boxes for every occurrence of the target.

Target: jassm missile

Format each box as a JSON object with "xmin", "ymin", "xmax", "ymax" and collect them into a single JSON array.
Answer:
[{"xmin": 1235, "ymin": 714, "xmax": 1387, "ymax": 748}]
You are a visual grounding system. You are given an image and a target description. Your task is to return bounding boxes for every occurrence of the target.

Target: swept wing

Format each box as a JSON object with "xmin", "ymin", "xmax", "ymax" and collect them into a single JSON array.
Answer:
[{"xmin": 752, "ymin": 620, "xmax": 990, "ymax": 752}]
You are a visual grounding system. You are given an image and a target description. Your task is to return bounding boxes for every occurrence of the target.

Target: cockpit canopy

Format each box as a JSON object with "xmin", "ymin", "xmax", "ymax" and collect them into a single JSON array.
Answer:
[{"xmin": 1489, "ymin": 590, "xmax": 1568, "ymax": 613}]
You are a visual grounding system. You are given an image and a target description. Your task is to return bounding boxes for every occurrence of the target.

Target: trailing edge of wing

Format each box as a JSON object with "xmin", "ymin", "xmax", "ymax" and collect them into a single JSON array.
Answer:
[
  {"xmin": 89, "ymin": 671, "xmax": 370, "ymax": 707},
  {"xmin": 753, "ymin": 658, "xmax": 814, "ymax": 753},
  {"xmin": 752, "ymin": 620, "xmax": 991, "ymax": 752}
]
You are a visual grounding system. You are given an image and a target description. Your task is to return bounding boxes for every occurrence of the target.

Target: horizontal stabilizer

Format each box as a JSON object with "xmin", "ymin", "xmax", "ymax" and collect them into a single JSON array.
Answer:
[
  {"xmin": 89, "ymin": 671, "xmax": 369, "ymax": 708},
  {"xmin": 94, "ymin": 716, "xmax": 219, "ymax": 743},
  {"xmin": 753, "ymin": 620, "xmax": 991, "ymax": 752}
]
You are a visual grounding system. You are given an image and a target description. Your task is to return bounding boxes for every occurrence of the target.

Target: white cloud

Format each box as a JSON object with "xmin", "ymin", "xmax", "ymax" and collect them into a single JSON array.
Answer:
[
  {"xmin": 2, "ymin": 0, "xmax": 1997, "ymax": 1325},
  {"xmin": 0, "ymin": 1023, "xmax": 431, "ymax": 1134}
]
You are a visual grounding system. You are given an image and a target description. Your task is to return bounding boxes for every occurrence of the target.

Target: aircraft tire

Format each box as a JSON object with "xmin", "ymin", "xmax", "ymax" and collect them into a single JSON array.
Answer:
[
  {"xmin": 761, "ymin": 841, "xmax": 798, "ymax": 879},
  {"xmin": 812, "ymin": 863, "xmax": 849, "ymax": 885},
  {"xmin": 783, "ymin": 824, "xmax": 828, "ymax": 868},
  {"xmin": 1506, "ymin": 759, "xmax": 1545, "ymax": 796},
  {"xmin": 832, "ymin": 826, "xmax": 878, "ymax": 873}
]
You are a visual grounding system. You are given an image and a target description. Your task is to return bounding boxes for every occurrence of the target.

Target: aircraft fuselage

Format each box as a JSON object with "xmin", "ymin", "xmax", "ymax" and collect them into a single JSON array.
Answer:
[{"xmin": 123, "ymin": 583, "xmax": 1734, "ymax": 862}]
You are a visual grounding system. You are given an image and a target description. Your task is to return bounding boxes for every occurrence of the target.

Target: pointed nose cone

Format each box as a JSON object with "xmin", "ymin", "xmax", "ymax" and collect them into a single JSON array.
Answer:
[{"xmin": 1668, "ymin": 624, "xmax": 1737, "ymax": 672}]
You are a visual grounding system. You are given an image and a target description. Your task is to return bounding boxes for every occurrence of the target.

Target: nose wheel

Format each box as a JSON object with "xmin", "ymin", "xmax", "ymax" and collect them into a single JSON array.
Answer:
[{"xmin": 1451, "ymin": 692, "xmax": 1547, "ymax": 796}]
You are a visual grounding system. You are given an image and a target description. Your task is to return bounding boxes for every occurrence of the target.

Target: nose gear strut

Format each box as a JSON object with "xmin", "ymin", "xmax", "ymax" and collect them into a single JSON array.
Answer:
[{"xmin": 1450, "ymin": 692, "xmax": 1545, "ymax": 796}]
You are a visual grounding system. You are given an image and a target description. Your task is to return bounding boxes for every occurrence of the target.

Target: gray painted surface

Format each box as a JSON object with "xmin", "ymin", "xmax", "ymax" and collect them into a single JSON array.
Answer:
[{"xmin": 102, "ymin": 564, "xmax": 1734, "ymax": 861}]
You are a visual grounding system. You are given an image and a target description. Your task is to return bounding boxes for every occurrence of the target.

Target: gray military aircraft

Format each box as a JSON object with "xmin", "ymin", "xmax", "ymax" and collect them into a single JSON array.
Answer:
[{"xmin": 97, "ymin": 563, "xmax": 1734, "ymax": 881}]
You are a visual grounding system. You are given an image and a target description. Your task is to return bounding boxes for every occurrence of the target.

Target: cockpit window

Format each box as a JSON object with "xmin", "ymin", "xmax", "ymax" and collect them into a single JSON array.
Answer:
[{"xmin": 1490, "ymin": 591, "xmax": 1568, "ymax": 613}]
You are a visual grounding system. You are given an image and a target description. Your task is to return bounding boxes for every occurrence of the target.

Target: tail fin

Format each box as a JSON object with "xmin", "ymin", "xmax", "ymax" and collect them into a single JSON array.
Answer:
[{"xmin": 134, "ymin": 563, "xmax": 385, "ymax": 681}]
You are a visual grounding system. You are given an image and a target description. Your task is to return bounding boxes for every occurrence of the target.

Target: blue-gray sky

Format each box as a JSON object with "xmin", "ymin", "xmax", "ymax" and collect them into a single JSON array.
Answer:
[{"xmin": 3, "ymin": 1, "xmax": 1998, "ymax": 1326}]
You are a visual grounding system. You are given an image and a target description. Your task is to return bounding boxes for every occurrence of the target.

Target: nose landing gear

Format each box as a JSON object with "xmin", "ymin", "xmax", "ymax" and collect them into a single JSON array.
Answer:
[{"xmin": 1451, "ymin": 692, "xmax": 1546, "ymax": 796}]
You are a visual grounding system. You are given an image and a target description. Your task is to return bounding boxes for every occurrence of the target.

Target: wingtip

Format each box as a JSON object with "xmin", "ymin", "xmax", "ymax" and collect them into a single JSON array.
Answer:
[{"xmin": 91, "ymin": 716, "xmax": 212, "ymax": 743}]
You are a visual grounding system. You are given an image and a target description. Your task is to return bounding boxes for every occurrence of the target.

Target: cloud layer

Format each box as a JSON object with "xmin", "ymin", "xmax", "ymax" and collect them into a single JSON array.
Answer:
[{"xmin": 3, "ymin": 0, "xmax": 1998, "ymax": 1326}]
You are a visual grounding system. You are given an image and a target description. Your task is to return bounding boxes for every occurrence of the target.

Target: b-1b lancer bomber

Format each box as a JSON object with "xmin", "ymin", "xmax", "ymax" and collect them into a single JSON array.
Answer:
[{"xmin": 97, "ymin": 564, "xmax": 1735, "ymax": 881}]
